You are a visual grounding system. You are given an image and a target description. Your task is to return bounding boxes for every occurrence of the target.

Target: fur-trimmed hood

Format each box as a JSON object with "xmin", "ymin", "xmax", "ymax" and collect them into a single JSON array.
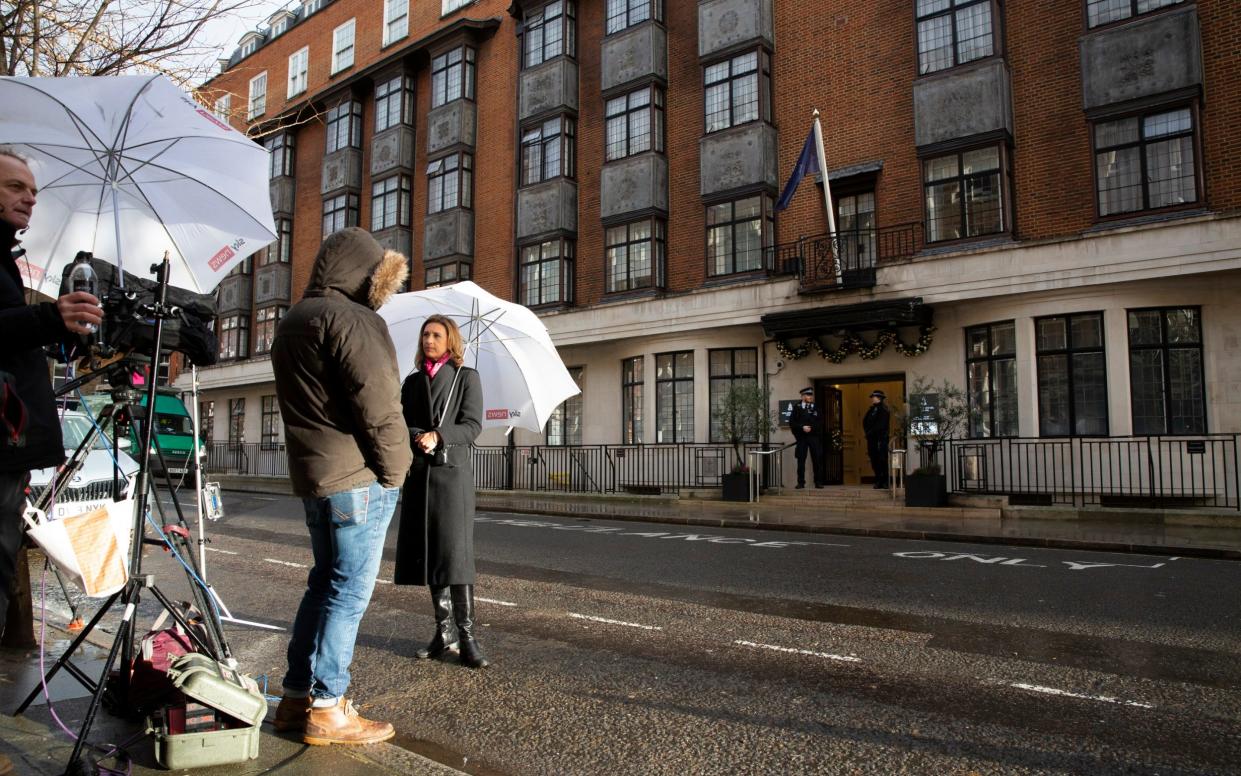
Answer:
[{"xmin": 306, "ymin": 227, "xmax": 408, "ymax": 310}]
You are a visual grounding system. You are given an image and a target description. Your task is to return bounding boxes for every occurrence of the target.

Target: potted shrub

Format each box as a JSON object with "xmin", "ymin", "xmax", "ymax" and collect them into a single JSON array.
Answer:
[
  {"xmin": 715, "ymin": 382, "xmax": 776, "ymax": 502},
  {"xmin": 902, "ymin": 376, "xmax": 971, "ymax": 508}
]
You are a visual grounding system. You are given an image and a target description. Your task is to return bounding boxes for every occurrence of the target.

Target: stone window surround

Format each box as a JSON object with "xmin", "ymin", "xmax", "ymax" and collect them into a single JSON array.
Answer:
[
  {"xmin": 1089, "ymin": 100, "xmax": 1201, "ymax": 220},
  {"xmin": 254, "ymin": 305, "xmax": 286, "ymax": 356},
  {"xmin": 522, "ymin": 0, "xmax": 576, "ymax": 70},
  {"xmin": 605, "ymin": 0, "xmax": 662, "ymax": 36},
  {"xmin": 518, "ymin": 236, "xmax": 575, "ymax": 307},
  {"xmin": 915, "ymin": 0, "xmax": 1001, "ymax": 76},
  {"xmin": 705, "ymin": 191, "xmax": 774, "ymax": 277},
  {"xmin": 375, "ymin": 71, "xmax": 415, "ymax": 132},
  {"xmin": 372, "ymin": 174, "xmax": 412, "ymax": 230},
  {"xmin": 919, "ymin": 138, "xmax": 1011, "ymax": 245},
  {"xmin": 322, "ymin": 191, "xmax": 360, "ymax": 236},
  {"xmin": 1085, "ymin": 0, "xmax": 1185, "ymax": 30},
  {"xmin": 427, "ymin": 151, "xmax": 474, "ymax": 214},
  {"xmin": 1034, "ymin": 311, "xmax": 1109, "ymax": 437},
  {"xmin": 702, "ymin": 47, "xmax": 770, "ymax": 135},
  {"xmin": 431, "ymin": 44, "xmax": 477, "ymax": 108},
  {"xmin": 521, "ymin": 114, "xmax": 576, "ymax": 186},
  {"xmin": 655, "ymin": 350, "xmax": 694, "ymax": 444},
  {"xmin": 604, "ymin": 83, "xmax": 664, "ymax": 162},
  {"xmin": 605, "ymin": 217, "xmax": 665, "ymax": 293}
]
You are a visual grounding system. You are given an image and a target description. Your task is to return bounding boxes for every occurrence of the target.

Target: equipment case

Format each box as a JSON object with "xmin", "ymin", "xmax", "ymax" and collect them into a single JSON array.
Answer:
[{"xmin": 146, "ymin": 653, "xmax": 267, "ymax": 769}]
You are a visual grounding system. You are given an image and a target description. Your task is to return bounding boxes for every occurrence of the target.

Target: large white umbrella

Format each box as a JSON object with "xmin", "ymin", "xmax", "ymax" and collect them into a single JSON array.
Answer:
[
  {"xmin": 0, "ymin": 74, "xmax": 276, "ymax": 296},
  {"xmin": 379, "ymin": 281, "xmax": 580, "ymax": 432}
]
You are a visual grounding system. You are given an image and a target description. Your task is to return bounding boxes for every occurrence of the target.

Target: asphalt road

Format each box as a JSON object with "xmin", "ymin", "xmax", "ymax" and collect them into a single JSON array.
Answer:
[{"xmin": 48, "ymin": 490, "xmax": 1241, "ymax": 775}]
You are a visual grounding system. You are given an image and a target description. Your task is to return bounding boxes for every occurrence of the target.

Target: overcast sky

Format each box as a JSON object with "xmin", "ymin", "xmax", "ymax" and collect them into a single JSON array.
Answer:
[{"xmin": 197, "ymin": 0, "xmax": 288, "ymax": 75}]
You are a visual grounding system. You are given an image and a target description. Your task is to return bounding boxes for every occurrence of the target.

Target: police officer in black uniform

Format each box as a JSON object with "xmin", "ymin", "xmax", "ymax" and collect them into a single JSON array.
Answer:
[
  {"xmin": 863, "ymin": 389, "xmax": 891, "ymax": 489},
  {"xmin": 789, "ymin": 386, "xmax": 824, "ymax": 489}
]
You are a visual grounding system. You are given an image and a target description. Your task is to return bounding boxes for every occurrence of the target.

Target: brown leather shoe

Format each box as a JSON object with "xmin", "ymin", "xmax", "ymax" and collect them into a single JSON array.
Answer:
[
  {"xmin": 303, "ymin": 699, "xmax": 395, "ymax": 746},
  {"xmin": 0, "ymin": 752, "xmax": 13, "ymax": 776},
  {"xmin": 273, "ymin": 695, "xmax": 312, "ymax": 732}
]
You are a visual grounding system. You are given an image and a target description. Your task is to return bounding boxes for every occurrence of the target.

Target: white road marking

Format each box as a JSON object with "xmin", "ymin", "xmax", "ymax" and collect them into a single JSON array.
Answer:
[
  {"xmin": 1010, "ymin": 682, "xmax": 1154, "ymax": 709},
  {"xmin": 264, "ymin": 558, "xmax": 307, "ymax": 569},
  {"xmin": 569, "ymin": 613, "xmax": 662, "ymax": 631},
  {"xmin": 475, "ymin": 517, "xmax": 848, "ymax": 548},
  {"xmin": 476, "ymin": 596, "xmax": 517, "ymax": 607},
  {"xmin": 734, "ymin": 639, "xmax": 862, "ymax": 663},
  {"xmin": 205, "ymin": 548, "xmax": 238, "ymax": 555}
]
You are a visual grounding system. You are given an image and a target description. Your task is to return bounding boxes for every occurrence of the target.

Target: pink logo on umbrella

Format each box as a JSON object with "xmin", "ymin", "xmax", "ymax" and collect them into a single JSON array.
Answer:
[{"xmin": 208, "ymin": 245, "xmax": 235, "ymax": 271}]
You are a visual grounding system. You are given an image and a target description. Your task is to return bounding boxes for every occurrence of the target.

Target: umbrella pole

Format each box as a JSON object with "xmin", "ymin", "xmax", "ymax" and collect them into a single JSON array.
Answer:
[
  {"xmin": 190, "ymin": 364, "xmax": 207, "ymax": 579},
  {"xmin": 111, "ymin": 179, "xmax": 126, "ymax": 287}
]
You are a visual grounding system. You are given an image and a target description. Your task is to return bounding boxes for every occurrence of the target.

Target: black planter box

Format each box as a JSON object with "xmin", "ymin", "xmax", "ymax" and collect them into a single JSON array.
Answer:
[
  {"xmin": 721, "ymin": 472, "xmax": 751, "ymax": 502},
  {"xmin": 904, "ymin": 472, "xmax": 947, "ymax": 507}
]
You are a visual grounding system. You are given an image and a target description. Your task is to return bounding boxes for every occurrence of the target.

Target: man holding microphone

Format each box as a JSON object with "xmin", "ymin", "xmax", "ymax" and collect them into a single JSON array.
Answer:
[{"xmin": 0, "ymin": 147, "xmax": 102, "ymax": 773}]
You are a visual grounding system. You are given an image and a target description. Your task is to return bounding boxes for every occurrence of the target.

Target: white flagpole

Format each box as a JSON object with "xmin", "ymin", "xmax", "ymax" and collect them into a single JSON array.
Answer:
[{"xmin": 811, "ymin": 109, "xmax": 842, "ymax": 285}]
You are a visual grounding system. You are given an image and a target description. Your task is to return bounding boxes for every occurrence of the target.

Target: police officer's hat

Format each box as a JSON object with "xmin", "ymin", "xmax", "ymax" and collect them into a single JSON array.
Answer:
[
  {"xmin": 799, "ymin": 386, "xmax": 814, "ymax": 396},
  {"xmin": 869, "ymin": 390, "xmax": 886, "ymax": 399}
]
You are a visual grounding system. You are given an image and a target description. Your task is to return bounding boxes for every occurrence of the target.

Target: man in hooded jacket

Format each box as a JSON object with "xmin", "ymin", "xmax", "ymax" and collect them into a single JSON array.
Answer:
[{"xmin": 269, "ymin": 227, "xmax": 412, "ymax": 746}]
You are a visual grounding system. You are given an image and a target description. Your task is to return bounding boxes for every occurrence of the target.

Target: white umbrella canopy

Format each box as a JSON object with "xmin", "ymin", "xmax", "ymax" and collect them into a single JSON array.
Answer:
[
  {"xmin": 379, "ymin": 281, "xmax": 581, "ymax": 432},
  {"xmin": 0, "ymin": 74, "xmax": 276, "ymax": 296}
]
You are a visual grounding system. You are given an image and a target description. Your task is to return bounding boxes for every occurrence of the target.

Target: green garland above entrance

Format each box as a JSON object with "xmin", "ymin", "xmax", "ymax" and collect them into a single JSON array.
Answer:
[{"xmin": 776, "ymin": 325, "xmax": 936, "ymax": 364}]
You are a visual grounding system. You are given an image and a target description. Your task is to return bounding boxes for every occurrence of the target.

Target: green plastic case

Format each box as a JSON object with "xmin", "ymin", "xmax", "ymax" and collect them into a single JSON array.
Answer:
[{"xmin": 146, "ymin": 653, "xmax": 268, "ymax": 769}]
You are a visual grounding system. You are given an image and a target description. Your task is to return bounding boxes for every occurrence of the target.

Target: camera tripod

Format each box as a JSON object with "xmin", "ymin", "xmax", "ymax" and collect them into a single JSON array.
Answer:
[{"xmin": 12, "ymin": 257, "xmax": 232, "ymax": 775}]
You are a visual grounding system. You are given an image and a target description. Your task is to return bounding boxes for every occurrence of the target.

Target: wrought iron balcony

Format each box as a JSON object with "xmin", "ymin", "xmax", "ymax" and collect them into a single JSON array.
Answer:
[{"xmin": 768, "ymin": 222, "xmax": 923, "ymax": 293}]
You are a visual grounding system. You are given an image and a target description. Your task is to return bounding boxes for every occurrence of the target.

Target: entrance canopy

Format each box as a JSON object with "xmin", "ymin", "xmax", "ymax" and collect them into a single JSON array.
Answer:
[{"xmin": 761, "ymin": 298, "xmax": 932, "ymax": 339}]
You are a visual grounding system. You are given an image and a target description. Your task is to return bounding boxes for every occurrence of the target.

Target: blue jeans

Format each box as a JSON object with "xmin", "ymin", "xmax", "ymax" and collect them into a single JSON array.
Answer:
[{"xmin": 284, "ymin": 481, "xmax": 398, "ymax": 701}]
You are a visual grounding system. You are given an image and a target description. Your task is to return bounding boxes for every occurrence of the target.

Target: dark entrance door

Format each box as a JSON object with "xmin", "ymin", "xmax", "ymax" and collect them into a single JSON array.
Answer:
[{"xmin": 821, "ymin": 386, "xmax": 844, "ymax": 485}]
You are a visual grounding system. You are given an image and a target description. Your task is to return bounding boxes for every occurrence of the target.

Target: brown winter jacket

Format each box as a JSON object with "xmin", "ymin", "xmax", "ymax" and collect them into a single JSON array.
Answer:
[{"xmin": 271, "ymin": 228, "xmax": 413, "ymax": 498}]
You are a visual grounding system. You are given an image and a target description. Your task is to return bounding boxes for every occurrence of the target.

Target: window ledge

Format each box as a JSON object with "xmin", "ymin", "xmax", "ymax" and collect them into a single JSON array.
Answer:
[
  {"xmin": 702, "ymin": 270, "xmax": 773, "ymax": 290},
  {"xmin": 1083, "ymin": 207, "xmax": 1211, "ymax": 235},
  {"xmin": 916, "ymin": 235, "xmax": 1018, "ymax": 259},
  {"xmin": 600, "ymin": 287, "xmax": 662, "ymax": 305}
]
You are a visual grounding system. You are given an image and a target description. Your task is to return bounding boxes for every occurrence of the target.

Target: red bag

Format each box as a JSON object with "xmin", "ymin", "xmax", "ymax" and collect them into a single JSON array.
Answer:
[{"xmin": 129, "ymin": 609, "xmax": 199, "ymax": 711}]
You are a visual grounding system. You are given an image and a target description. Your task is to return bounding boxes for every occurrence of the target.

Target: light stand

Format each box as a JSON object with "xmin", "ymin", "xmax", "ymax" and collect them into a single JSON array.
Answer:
[{"xmin": 12, "ymin": 256, "xmax": 232, "ymax": 776}]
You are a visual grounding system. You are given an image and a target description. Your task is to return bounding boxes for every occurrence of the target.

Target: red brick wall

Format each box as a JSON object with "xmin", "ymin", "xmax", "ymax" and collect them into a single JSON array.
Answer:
[
  {"xmin": 206, "ymin": 0, "xmax": 1241, "ymax": 318},
  {"xmin": 1199, "ymin": 0, "xmax": 1241, "ymax": 213}
]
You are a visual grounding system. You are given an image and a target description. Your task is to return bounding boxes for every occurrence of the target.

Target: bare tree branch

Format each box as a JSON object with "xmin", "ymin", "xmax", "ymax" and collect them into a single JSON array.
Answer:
[{"xmin": 1, "ymin": 0, "xmax": 269, "ymax": 86}]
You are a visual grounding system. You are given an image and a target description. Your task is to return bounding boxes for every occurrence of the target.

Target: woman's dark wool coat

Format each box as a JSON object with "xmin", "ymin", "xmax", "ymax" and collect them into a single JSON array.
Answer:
[{"xmin": 393, "ymin": 363, "xmax": 482, "ymax": 586}]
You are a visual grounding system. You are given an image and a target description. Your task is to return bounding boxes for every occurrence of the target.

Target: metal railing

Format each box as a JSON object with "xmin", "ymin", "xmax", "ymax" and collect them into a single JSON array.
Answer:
[
  {"xmin": 473, "ymin": 443, "xmax": 784, "ymax": 495},
  {"xmin": 747, "ymin": 443, "xmax": 796, "ymax": 503},
  {"xmin": 204, "ymin": 442, "xmax": 288, "ymax": 477},
  {"xmin": 940, "ymin": 435, "xmax": 1240, "ymax": 509},
  {"xmin": 767, "ymin": 223, "xmax": 923, "ymax": 293},
  {"xmin": 200, "ymin": 434, "xmax": 1239, "ymax": 509}
]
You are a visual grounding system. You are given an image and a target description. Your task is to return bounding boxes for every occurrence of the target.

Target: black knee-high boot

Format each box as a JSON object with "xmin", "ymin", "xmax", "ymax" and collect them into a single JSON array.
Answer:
[
  {"xmin": 450, "ymin": 585, "xmax": 490, "ymax": 669},
  {"xmin": 416, "ymin": 586, "xmax": 459, "ymax": 659}
]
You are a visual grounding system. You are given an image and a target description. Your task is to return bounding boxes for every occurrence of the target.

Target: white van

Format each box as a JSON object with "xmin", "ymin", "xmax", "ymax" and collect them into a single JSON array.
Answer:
[{"xmin": 28, "ymin": 410, "xmax": 141, "ymax": 520}]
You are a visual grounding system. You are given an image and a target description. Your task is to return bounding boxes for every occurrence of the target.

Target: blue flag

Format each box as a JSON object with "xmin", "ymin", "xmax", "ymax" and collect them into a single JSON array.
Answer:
[{"xmin": 775, "ymin": 127, "xmax": 821, "ymax": 212}]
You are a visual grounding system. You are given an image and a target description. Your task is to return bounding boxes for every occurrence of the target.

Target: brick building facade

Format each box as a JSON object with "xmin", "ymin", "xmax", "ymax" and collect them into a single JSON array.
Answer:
[{"xmin": 188, "ymin": 0, "xmax": 1241, "ymax": 501}]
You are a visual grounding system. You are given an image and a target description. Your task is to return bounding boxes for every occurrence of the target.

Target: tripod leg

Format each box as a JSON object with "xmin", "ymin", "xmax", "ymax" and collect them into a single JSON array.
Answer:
[
  {"xmin": 146, "ymin": 586, "xmax": 223, "ymax": 658},
  {"xmin": 65, "ymin": 589, "xmax": 136, "ymax": 770},
  {"xmin": 50, "ymin": 564, "xmax": 81, "ymax": 627},
  {"xmin": 12, "ymin": 590, "xmax": 121, "ymax": 716}
]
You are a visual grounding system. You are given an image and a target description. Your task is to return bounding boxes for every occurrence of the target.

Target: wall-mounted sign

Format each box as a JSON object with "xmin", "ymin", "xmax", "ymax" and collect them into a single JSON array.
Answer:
[
  {"xmin": 909, "ymin": 393, "xmax": 939, "ymax": 437},
  {"xmin": 778, "ymin": 400, "xmax": 798, "ymax": 427}
]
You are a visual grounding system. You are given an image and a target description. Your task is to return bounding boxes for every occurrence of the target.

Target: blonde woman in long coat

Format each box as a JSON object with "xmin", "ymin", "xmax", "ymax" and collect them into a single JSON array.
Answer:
[{"xmin": 393, "ymin": 314, "xmax": 488, "ymax": 668}]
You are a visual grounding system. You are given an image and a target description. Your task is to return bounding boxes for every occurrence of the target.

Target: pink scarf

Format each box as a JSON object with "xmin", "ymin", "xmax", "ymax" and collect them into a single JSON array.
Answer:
[{"xmin": 423, "ymin": 352, "xmax": 452, "ymax": 379}]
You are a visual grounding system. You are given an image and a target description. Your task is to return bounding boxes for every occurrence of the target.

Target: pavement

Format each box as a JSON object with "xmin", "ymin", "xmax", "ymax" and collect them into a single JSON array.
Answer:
[
  {"xmin": 5, "ymin": 483, "xmax": 1237, "ymax": 774},
  {"xmin": 0, "ymin": 622, "xmax": 464, "ymax": 776}
]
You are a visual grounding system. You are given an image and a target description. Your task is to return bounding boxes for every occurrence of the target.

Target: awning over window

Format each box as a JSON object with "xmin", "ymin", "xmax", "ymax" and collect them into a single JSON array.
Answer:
[{"xmin": 761, "ymin": 298, "xmax": 931, "ymax": 338}]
